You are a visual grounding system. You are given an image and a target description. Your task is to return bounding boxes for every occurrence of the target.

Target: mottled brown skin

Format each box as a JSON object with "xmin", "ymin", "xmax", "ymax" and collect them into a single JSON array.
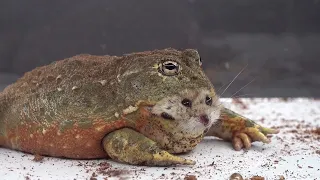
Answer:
[{"xmin": 0, "ymin": 48, "xmax": 278, "ymax": 166}]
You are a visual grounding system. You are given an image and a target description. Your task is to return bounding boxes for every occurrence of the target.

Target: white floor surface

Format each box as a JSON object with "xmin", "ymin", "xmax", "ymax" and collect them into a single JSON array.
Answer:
[{"xmin": 0, "ymin": 98, "xmax": 319, "ymax": 180}]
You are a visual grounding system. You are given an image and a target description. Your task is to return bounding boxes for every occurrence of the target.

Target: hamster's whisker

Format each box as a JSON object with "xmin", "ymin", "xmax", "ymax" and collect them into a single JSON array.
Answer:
[
  {"xmin": 216, "ymin": 82, "xmax": 227, "ymax": 94},
  {"xmin": 213, "ymin": 64, "xmax": 248, "ymax": 106},
  {"xmin": 232, "ymin": 93, "xmax": 256, "ymax": 99},
  {"xmin": 219, "ymin": 64, "xmax": 248, "ymax": 97},
  {"xmin": 230, "ymin": 78, "xmax": 255, "ymax": 99}
]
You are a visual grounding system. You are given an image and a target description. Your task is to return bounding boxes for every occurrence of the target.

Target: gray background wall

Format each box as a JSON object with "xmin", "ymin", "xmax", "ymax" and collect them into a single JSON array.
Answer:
[{"xmin": 0, "ymin": 0, "xmax": 319, "ymax": 97}]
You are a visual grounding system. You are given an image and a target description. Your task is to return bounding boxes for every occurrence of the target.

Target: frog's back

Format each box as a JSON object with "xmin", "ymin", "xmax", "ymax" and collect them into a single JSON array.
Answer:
[
  {"xmin": 0, "ymin": 54, "xmax": 129, "ymax": 158},
  {"xmin": 1, "ymin": 54, "xmax": 119, "ymax": 98},
  {"xmin": 0, "ymin": 54, "xmax": 122, "ymax": 127}
]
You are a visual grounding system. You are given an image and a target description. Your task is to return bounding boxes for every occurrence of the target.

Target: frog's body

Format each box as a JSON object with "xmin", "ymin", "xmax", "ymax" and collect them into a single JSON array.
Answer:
[{"xmin": 0, "ymin": 48, "xmax": 278, "ymax": 166}]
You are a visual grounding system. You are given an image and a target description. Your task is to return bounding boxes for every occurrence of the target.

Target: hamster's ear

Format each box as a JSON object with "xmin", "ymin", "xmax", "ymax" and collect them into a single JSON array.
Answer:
[{"xmin": 182, "ymin": 49, "xmax": 202, "ymax": 66}]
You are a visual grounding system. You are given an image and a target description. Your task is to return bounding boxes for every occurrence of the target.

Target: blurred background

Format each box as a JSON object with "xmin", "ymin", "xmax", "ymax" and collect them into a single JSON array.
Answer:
[{"xmin": 0, "ymin": 0, "xmax": 319, "ymax": 97}]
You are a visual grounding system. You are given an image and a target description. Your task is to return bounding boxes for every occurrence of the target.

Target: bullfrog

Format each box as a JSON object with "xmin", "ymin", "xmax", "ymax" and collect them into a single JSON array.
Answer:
[{"xmin": 0, "ymin": 48, "xmax": 278, "ymax": 166}]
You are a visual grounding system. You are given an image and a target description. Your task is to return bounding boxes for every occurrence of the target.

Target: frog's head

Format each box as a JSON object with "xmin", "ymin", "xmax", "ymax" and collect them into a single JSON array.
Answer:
[{"xmin": 120, "ymin": 48, "xmax": 222, "ymax": 153}]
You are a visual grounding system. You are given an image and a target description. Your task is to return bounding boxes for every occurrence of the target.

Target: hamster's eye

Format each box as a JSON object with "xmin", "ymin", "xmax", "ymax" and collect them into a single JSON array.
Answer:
[
  {"xmin": 205, "ymin": 96, "xmax": 212, "ymax": 106},
  {"xmin": 181, "ymin": 98, "xmax": 192, "ymax": 108},
  {"xmin": 159, "ymin": 60, "xmax": 180, "ymax": 76}
]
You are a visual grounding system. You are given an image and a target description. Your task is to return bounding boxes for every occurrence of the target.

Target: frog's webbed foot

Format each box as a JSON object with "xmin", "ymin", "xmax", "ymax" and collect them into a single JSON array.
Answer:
[
  {"xmin": 232, "ymin": 124, "xmax": 279, "ymax": 150},
  {"xmin": 103, "ymin": 128, "xmax": 195, "ymax": 166},
  {"xmin": 206, "ymin": 107, "xmax": 279, "ymax": 151}
]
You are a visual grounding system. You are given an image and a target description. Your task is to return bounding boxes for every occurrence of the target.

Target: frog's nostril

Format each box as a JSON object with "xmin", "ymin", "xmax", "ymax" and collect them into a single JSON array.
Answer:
[{"xmin": 200, "ymin": 114, "xmax": 210, "ymax": 126}]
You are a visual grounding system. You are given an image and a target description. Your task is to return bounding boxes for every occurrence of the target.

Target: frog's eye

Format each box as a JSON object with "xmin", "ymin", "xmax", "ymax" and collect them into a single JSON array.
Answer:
[
  {"xmin": 199, "ymin": 57, "xmax": 202, "ymax": 66},
  {"xmin": 159, "ymin": 60, "xmax": 180, "ymax": 76}
]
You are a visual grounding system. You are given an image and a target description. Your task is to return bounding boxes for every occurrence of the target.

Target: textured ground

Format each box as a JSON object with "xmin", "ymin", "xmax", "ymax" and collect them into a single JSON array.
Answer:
[{"xmin": 0, "ymin": 98, "xmax": 319, "ymax": 180}]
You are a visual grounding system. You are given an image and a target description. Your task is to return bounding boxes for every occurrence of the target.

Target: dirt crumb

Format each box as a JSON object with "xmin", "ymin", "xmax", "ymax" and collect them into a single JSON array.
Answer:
[
  {"xmin": 311, "ymin": 127, "xmax": 320, "ymax": 135},
  {"xmin": 288, "ymin": 130, "xmax": 298, "ymax": 133},
  {"xmin": 232, "ymin": 98, "xmax": 248, "ymax": 109},
  {"xmin": 104, "ymin": 169, "xmax": 125, "ymax": 177},
  {"xmin": 91, "ymin": 172, "xmax": 97, "ymax": 177},
  {"xmin": 32, "ymin": 154, "xmax": 44, "ymax": 162},
  {"xmin": 97, "ymin": 162, "xmax": 111, "ymax": 172},
  {"xmin": 250, "ymin": 176, "xmax": 265, "ymax": 180},
  {"xmin": 184, "ymin": 174, "xmax": 197, "ymax": 180},
  {"xmin": 229, "ymin": 173, "xmax": 243, "ymax": 180}
]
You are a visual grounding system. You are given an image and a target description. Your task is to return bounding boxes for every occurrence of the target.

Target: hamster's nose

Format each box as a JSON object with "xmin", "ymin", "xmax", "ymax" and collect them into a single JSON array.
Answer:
[{"xmin": 200, "ymin": 114, "xmax": 210, "ymax": 126}]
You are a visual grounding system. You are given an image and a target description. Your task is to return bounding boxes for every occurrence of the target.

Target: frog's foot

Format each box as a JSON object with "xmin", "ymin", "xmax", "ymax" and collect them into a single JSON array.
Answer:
[
  {"xmin": 206, "ymin": 107, "xmax": 279, "ymax": 150},
  {"xmin": 103, "ymin": 128, "xmax": 195, "ymax": 166},
  {"xmin": 232, "ymin": 125, "xmax": 279, "ymax": 150}
]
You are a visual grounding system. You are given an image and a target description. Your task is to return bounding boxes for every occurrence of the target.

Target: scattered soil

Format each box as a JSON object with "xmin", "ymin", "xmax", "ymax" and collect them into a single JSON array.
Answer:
[
  {"xmin": 32, "ymin": 154, "xmax": 44, "ymax": 162},
  {"xmin": 229, "ymin": 173, "xmax": 243, "ymax": 180},
  {"xmin": 232, "ymin": 98, "xmax": 248, "ymax": 109},
  {"xmin": 311, "ymin": 128, "xmax": 320, "ymax": 135},
  {"xmin": 249, "ymin": 176, "xmax": 265, "ymax": 180},
  {"xmin": 184, "ymin": 174, "xmax": 197, "ymax": 180},
  {"xmin": 80, "ymin": 161, "xmax": 132, "ymax": 179},
  {"xmin": 89, "ymin": 172, "xmax": 97, "ymax": 180}
]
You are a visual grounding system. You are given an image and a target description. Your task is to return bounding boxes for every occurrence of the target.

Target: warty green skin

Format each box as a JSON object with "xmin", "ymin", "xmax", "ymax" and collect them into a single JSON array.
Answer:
[
  {"xmin": 1, "ymin": 48, "xmax": 211, "ymax": 124},
  {"xmin": 0, "ymin": 48, "xmax": 215, "ymax": 158},
  {"xmin": 0, "ymin": 48, "xmax": 279, "ymax": 165}
]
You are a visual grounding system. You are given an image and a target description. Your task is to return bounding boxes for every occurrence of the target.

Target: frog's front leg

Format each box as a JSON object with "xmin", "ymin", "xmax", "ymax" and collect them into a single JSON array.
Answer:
[
  {"xmin": 103, "ymin": 128, "xmax": 195, "ymax": 166},
  {"xmin": 206, "ymin": 107, "xmax": 279, "ymax": 150}
]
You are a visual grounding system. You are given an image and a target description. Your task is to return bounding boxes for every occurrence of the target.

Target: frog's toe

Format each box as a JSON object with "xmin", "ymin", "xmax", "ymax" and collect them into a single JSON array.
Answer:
[
  {"xmin": 232, "ymin": 137, "xmax": 244, "ymax": 151},
  {"xmin": 245, "ymin": 127, "xmax": 271, "ymax": 143},
  {"xmin": 260, "ymin": 126, "xmax": 280, "ymax": 135},
  {"xmin": 153, "ymin": 151, "xmax": 195, "ymax": 166},
  {"xmin": 232, "ymin": 133, "xmax": 251, "ymax": 150},
  {"xmin": 232, "ymin": 127, "xmax": 274, "ymax": 150}
]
